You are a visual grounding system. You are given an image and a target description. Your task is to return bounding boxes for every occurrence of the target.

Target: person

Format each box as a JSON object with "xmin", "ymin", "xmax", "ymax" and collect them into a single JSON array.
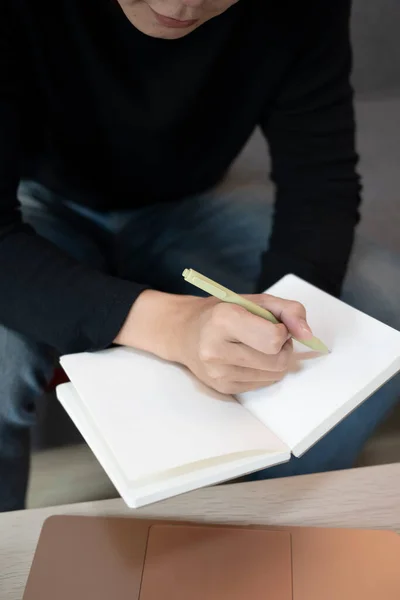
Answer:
[{"xmin": 0, "ymin": 0, "xmax": 398, "ymax": 513}]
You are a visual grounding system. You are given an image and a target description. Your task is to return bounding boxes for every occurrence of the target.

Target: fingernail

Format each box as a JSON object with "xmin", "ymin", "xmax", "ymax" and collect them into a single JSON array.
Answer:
[{"xmin": 300, "ymin": 319, "xmax": 313, "ymax": 338}]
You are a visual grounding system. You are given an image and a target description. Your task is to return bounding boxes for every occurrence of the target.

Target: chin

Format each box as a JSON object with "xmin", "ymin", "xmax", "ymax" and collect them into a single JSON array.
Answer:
[{"xmin": 134, "ymin": 22, "xmax": 202, "ymax": 40}]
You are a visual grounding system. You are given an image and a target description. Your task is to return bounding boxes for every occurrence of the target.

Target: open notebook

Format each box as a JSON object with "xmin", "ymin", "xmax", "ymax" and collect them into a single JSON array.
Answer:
[{"xmin": 57, "ymin": 275, "xmax": 400, "ymax": 508}]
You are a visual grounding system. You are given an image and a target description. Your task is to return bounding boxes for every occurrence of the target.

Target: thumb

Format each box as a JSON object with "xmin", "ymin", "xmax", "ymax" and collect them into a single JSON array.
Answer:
[{"xmin": 256, "ymin": 294, "xmax": 314, "ymax": 342}]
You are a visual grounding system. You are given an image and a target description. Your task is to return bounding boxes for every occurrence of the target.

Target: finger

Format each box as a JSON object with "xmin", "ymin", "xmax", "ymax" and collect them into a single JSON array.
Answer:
[
  {"xmin": 245, "ymin": 294, "xmax": 313, "ymax": 342},
  {"xmin": 222, "ymin": 304, "xmax": 289, "ymax": 355},
  {"xmin": 221, "ymin": 339, "xmax": 293, "ymax": 371},
  {"xmin": 208, "ymin": 364, "xmax": 286, "ymax": 384}
]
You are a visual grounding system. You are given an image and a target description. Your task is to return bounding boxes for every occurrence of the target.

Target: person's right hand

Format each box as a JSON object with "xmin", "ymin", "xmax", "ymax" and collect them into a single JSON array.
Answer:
[
  {"xmin": 176, "ymin": 294, "xmax": 313, "ymax": 394},
  {"xmin": 115, "ymin": 290, "xmax": 315, "ymax": 395}
]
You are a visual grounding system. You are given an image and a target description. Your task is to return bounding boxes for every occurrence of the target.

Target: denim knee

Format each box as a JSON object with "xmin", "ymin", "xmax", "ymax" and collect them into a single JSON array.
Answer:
[{"xmin": 0, "ymin": 326, "xmax": 54, "ymax": 429}]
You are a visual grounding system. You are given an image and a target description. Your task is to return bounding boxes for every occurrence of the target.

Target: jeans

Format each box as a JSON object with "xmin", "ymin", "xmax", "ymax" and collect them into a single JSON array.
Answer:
[{"xmin": 0, "ymin": 180, "xmax": 399, "ymax": 511}]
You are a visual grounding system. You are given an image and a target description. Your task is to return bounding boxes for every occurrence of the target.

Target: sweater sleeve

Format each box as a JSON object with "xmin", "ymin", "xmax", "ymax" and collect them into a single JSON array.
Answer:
[
  {"xmin": 0, "ymin": 5, "xmax": 145, "ymax": 354},
  {"xmin": 259, "ymin": 0, "xmax": 361, "ymax": 297}
]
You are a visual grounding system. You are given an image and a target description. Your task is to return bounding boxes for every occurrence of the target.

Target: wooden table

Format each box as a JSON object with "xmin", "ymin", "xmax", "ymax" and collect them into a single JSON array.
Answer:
[{"xmin": 1, "ymin": 463, "xmax": 399, "ymax": 600}]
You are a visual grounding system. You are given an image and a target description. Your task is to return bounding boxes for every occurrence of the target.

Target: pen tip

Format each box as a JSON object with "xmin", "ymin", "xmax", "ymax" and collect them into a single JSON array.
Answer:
[
  {"xmin": 310, "ymin": 337, "xmax": 331, "ymax": 355},
  {"xmin": 320, "ymin": 345, "xmax": 331, "ymax": 355}
]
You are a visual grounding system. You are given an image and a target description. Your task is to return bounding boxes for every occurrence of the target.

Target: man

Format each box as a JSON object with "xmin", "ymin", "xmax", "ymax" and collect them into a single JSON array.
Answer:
[{"xmin": 1, "ymin": 0, "xmax": 398, "ymax": 512}]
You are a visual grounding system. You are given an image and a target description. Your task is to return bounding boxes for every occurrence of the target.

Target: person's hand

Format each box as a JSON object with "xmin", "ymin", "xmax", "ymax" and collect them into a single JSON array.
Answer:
[
  {"xmin": 115, "ymin": 290, "xmax": 314, "ymax": 395},
  {"xmin": 175, "ymin": 293, "xmax": 314, "ymax": 394}
]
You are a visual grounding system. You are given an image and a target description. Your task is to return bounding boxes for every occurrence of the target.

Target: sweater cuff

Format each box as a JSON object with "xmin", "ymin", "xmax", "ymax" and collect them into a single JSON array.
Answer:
[{"xmin": 72, "ymin": 279, "xmax": 150, "ymax": 353}]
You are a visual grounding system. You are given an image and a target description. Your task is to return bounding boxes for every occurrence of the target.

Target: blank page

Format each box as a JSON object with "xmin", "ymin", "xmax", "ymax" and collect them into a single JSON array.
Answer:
[
  {"xmin": 238, "ymin": 275, "xmax": 400, "ymax": 456},
  {"xmin": 56, "ymin": 382, "xmax": 290, "ymax": 508},
  {"xmin": 60, "ymin": 348, "xmax": 287, "ymax": 482}
]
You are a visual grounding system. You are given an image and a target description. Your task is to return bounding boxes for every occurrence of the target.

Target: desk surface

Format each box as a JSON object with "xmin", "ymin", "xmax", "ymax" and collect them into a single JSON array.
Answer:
[{"xmin": 1, "ymin": 463, "xmax": 399, "ymax": 600}]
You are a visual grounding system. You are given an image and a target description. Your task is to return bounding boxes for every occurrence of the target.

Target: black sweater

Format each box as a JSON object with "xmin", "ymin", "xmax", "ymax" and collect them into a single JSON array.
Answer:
[{"xmin": 0, "ymin": 0, "xmax": 360, "ymax": 353}]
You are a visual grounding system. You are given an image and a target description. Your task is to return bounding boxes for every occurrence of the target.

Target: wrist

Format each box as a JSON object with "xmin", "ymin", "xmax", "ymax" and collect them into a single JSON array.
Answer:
[{"xmin": 114, "ymin": 289, "xmax": 203, "ymax": 363}]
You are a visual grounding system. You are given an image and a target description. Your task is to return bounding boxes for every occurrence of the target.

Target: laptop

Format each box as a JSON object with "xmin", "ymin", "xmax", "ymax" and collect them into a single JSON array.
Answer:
[{"xmin": 23, "ymin": 516, "xmax": 400, "ymax": 599}]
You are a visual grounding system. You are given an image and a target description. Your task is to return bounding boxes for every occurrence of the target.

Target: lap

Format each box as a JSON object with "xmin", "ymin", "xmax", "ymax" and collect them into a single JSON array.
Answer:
[
  {"xmin": 16, "ymin": 180, "xmax": 400, "ymax": 331},
  {"xmin": 18, "ymin": 181, "xmax": 109, "ymax": 271},
  {"xmin": 116, "ymin": 186, "xmax": 273, "ymax": 294}
]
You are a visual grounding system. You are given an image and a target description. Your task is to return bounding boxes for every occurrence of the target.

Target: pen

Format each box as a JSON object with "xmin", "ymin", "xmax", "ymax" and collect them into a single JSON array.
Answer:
[{"xmin": 182, "ymin": 268, "xmax": 330, "ymax": 354}]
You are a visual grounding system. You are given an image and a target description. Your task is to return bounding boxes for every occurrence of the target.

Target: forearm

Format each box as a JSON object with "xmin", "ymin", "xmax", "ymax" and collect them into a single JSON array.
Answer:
[
  {"xmin": 114, "ymin": 289, "xmax": 203, "ymax": 363},
  {"xmin": 259, "ymin": 188, "xmax": 360, "ymax": 297},
  {"xmin": 0, "ymin": 222, "xmax": 145, "ymax": 353}
]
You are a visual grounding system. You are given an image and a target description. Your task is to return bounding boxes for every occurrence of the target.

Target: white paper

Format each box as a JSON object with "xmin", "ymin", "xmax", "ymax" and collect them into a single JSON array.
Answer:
[
  {"xmin": 60, "ymin": 347, "xmax": 287, "ymax": 482},
  {"xmin": 57, "ymin": 381, "xmax": 290, "ymax": 508},
  {"xmin": 239, "ymin": 275, "xmax": 400, "ymax": 455}
]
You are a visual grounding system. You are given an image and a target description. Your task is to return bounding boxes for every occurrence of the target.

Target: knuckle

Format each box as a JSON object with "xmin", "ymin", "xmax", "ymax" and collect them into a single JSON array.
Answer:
[
  {"xmin": 212, "ymin": 302, "xmax": 243, "ymax": 329},
  {"xmin": 198, "ymin": 342, "xmax": 218, "ymax": 364},
  {"xmin": 211, "ymin": 303, "xmax": 230, "ymax": 328},
  {"xmin": 207, "ymin": 366, "xmax": 223, "ymax": 381},
  {"xmin": 206, "ymin": 364, "xmax": 231, "ymax": 383},
  {"xmin": 214, "ymin": 379, "xmax": 234, "ymax": 395},
  {"xmin": 269, "ymin": 329, "xmax": 286, "ymax": 354},
  {"xmin": 290, "ymin": 300, "xmax": 306, "ymax": 315},
  {"xmin": 276, "ymin": 352, "xmax": 290, "ymax": 372},
  {"xmin": 269, "ymin": 340, "xmax": 281, "ymax": 355}
]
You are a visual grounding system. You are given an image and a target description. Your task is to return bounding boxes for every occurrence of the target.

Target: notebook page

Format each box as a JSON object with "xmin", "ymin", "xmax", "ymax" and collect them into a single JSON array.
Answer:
[
  {"xmin": 238, "ymin": 275, "xmax": 400, "ymax": 456},
  {"xmin": 57, "ymin": 382, "xmax": 290, "ymax": 508},
  {"xmin": 60, "ymin": 348, "xmax": 287, "ymax": 482}
]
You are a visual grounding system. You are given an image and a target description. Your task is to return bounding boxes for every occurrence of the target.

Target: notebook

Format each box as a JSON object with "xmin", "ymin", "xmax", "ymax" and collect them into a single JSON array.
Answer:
[
  {"xmin": 22, "ymin": 516, "xmax": 400, "ymax": 600},
  {"xmin": 56, "ymin": 274, "xmax": 400, "ymax": 508}
]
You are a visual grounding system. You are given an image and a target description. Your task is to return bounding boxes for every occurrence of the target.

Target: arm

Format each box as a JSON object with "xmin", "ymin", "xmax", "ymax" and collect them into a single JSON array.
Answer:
[
  {"xmin": 1, "ymin": 4, "xmax": 315, "ymax": 395},
  {"xmin": 0, "ymin": 4, "xmax": 145, "ymax": 354},
  {"xmin": 260, "ymin": 0, "xmax": 361, "ymax": 297}
]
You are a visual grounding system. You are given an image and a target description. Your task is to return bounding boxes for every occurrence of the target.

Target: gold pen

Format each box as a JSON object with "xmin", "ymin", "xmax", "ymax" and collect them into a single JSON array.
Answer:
[{"xmin": 182, "ymin": 268, "xmax": 330, "ymax": 354}]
